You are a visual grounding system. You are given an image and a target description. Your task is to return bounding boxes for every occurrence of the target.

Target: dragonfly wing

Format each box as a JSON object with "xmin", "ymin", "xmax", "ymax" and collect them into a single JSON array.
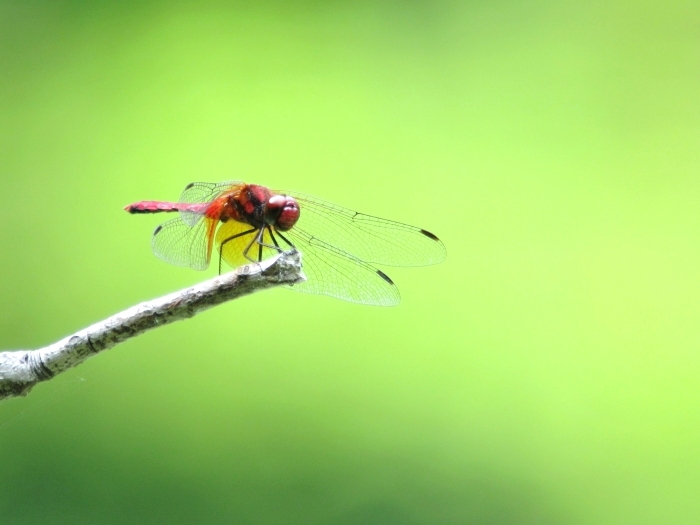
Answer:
[
  {"xmin": 179, "ymin": 181, "xmax": 243, "ymax": 203},
  {"xmin": 276, "ymin": 191, "xmax": 446, "ymax": 267},
  {"xmin": 151, "ymin": 216, "xmax": 217, "ymax": 270},
  {"xmin": 179, "ymin": 181, "xmax": 243, "ymax": 226},
  {"xmin": 281, "ymin": 225, "xmax": 401, "ymax": 306}
]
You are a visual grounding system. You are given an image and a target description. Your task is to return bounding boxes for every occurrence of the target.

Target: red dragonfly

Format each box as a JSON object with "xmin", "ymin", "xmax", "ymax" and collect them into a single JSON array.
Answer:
[{"xmin": 125, "ymin": 181, "xmax": 445, "ymax": 306}]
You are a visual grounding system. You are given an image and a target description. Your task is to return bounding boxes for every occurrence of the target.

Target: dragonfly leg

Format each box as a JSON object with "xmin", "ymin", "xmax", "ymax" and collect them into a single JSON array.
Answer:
[
  {"xmin": 275, "ymin": 231, "xmax": 296, "ymax": 250},
  {"xmin": 259, "ymin": 226, "xmax": 284, "ymax": 253},
  {"xmin": 218, "ymin": 226, "xmax": 257, "ymax": 273},
  {"xmin": 242, "ymin": 227, "xmax": 265, "ymax": 263},
  {"xmin": 248, "ymin": 226, "xmax": 287, "ymax": 263}
]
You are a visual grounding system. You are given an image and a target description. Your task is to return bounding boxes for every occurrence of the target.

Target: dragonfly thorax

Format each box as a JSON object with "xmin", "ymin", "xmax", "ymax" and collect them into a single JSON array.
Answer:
[{"xmin": 224, "ymin": 184, "xmax": 300, "ymax": 231}]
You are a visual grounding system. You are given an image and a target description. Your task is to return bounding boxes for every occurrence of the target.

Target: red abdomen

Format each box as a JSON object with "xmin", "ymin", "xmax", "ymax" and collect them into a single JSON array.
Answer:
[{"xmin": 124, "ymin": 201, "xmax": 207, "ymax": 214}]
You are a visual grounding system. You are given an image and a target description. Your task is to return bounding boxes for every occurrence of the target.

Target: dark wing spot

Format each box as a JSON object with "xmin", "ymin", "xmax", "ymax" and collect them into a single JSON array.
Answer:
[
  {"xmin": 153, "ymin": 225, "xmax": 163, "ymax": 235},
  {"xmin": 420, "ymin": 229, "xmax": 440, "ymax": 241},
  {"xmin": 185, "ymin": 182, "xmax": 195, "ymax": 190},
  {"xmin": 377, "ymin": 269, "xmax": 394, "ymax": 285}
]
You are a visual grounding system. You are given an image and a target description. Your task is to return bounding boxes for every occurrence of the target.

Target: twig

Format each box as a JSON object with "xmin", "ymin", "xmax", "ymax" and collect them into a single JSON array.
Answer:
[{"xmin": 0, "ymin": 251, "xmax": 304, "ymax": 401}]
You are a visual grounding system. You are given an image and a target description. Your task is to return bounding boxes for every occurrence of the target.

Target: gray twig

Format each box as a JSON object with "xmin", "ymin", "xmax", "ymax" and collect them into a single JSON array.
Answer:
[{"xmin": 0, "ymin": 251, "xmax": 304, "ymax": 401}]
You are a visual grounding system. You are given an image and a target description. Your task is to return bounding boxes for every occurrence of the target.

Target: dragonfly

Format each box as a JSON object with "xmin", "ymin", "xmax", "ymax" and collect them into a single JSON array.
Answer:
[{"xmin": 125, "ymin": 181, "xmax": 446, "ymax": 306}]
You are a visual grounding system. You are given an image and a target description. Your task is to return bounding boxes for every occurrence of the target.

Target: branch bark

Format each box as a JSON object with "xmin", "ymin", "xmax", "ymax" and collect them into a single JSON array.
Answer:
[{"xmin": 0, "ymin": 251, "xmax": 304, "ymax": 401}]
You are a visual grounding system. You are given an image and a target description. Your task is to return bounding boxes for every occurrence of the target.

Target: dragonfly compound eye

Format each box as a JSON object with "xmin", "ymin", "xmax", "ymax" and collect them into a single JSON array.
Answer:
[{"xmin": 266, "ymin": 195, "xmax": 300, "ymax": 231}]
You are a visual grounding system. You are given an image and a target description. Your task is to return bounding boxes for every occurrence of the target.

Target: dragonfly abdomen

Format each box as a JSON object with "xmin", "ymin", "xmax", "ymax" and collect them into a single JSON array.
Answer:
[{"xmin": 124, "ymin": 201, "xmax": 207, "ymax": 214}]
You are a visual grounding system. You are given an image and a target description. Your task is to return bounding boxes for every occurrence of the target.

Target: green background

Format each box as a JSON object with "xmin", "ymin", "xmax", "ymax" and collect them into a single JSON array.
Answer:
[{"xmin": 1, "ymin": 1, "xmax": 699, "ymax": 523}]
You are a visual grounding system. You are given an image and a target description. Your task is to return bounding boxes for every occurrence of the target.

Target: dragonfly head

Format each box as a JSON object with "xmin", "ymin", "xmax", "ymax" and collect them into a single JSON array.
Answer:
[{"xmin": 265, "ymin": 194, "xmax": 300, "ymax": 231}]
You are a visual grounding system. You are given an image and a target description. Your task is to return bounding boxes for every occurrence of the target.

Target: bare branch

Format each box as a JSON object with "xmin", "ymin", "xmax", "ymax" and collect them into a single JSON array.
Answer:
[{"xmin": 0, "ymin": 251, "xmax": 304, "ymax": 401}]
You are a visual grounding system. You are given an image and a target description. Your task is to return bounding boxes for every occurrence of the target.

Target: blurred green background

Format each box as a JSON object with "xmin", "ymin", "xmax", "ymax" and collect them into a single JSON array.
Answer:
[{"xmin": 1, "ymin": 1, "xmax": 699, "ymax": 523}]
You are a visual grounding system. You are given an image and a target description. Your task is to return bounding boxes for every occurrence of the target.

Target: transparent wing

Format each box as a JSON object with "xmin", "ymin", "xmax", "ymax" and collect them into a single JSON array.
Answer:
[
  {"xmin": 151, "ymin": 216, "xmax": 217, "ymax": 270},
  {"xmin": 214, "ymin": 219, "xmax": 400, "ymax": 305},
  {"xmin": 275, "ymin": 190, "xmax": 446, "ymax": 267},
  {"xmin": 179, "ymin": 180, "xmax": 243, "ymax": 203},
  {"xmin": 279, "ymin": 225, "xmax": 401, "ymax": 307},
  {"xmin": 179, "ymin": 181, "xmax": 243, "ymax": 226}
]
